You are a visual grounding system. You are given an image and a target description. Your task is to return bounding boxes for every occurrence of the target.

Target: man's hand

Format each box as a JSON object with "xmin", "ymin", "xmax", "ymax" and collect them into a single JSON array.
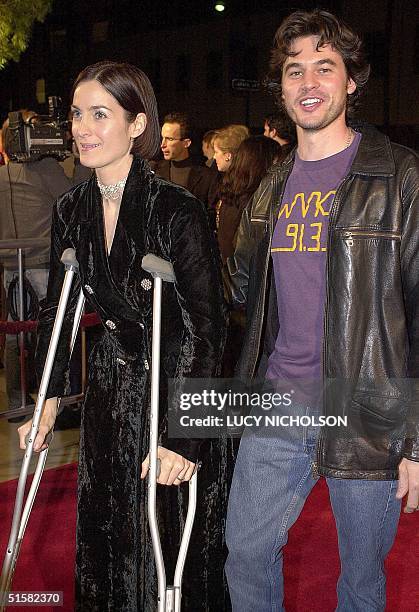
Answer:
[
  {"xmin": 397, "ymin": 458, "xmax": 419, "ymax": 513},
  {"xmin": 141, "ymin": 446, "xmax": 195, "ymax": 486}
]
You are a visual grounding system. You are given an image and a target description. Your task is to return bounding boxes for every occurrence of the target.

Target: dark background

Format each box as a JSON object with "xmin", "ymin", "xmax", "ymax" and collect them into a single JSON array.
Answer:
[{"xmin": 1, "ymin": 0, "xmax": 418, "ymax": 148}]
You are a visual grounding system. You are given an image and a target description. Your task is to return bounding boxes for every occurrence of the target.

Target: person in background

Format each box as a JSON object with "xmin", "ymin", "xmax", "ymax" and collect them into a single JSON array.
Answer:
[
  {"xmin": 217, "ymin": 135, "xmax": 282, "ymax": 378},
  {"xmin": 0, "ymin": 112, "xmax": 73, "ymax": 421},
  {"xmin": 213, "ymin": 124, "xmax": 250, "ymax": 173},
  {"xmin": 202, "ymin": 129, "xmax": 217, "ymax": 166},
  {"xmin": 153, "ymin": 111, "xmax": 219, "ymax": 209},
  {"xmin": 263, "ymin": 111, "xmax": 296, "ymax": 155}
]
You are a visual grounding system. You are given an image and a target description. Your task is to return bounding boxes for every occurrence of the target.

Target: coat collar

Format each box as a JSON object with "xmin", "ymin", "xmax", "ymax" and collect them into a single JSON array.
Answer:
[
  {"xmin": 274, "ymin": 125, "xmax": 395, "ymax": 179},
  {"xmin": 81, "ymin": 155, "xmax": 153, "ymax": 223}
]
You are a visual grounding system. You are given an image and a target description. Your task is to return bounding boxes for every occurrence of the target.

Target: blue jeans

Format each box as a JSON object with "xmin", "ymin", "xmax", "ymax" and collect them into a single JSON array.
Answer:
[{"xmin": 225, "ymin": 415, "xmax": 401, "ymax": 612}]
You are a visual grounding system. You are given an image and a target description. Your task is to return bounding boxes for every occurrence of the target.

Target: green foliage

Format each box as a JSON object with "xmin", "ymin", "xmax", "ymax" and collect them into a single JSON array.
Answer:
[{"xmin": 0, "ymin": 0, "xmax": 53, "ymax": 68}]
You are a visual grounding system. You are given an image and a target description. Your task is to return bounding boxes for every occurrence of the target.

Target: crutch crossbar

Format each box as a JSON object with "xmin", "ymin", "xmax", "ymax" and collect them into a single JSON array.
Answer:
[
  {"xmin": 0, "ymin": 248, "xmax": 85, "ymax": 610},
  {"xmin": 141, "ymin": 254, "xmax": 198, "ymax": 612}
]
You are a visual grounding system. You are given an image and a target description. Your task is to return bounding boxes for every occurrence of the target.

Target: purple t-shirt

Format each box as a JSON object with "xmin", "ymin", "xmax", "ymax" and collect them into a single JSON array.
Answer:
[{"xmin": 266, "ymin": 133, "xmax": 361, "ymax": 384}]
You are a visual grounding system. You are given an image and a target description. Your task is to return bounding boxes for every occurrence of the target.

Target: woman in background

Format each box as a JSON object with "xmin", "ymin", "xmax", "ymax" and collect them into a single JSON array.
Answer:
[
  {"xmin": 217, "ymin": 135, "xmax": 282, "ymax": 377},
  {"xmin": 217, "ymin": 134, "xmax": 282, "ymax": 264},
  {"xmin": 212, "ymin": 124, "xmax": 249, "ymax": 174}
]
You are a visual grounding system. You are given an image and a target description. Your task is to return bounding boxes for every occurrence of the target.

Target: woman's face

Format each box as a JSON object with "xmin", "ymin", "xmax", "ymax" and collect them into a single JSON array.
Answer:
[
  {"xmin": 213, "ymin": 140, "xmax": 231, "ymax": 172},
  {"xmin": 71, "ymin": 79, "xmax": 144, "ymax": 176}
]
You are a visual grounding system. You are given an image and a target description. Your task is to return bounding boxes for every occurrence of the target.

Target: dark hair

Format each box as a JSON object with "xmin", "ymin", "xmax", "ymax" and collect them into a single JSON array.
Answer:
[
  {"xmin": 220, "ymin": 135, "xmax": 282, "ymax": 210},
  {"xmin": 72, "ymin": 61, "xmax": 160, "ymax": 159},
  {"xmin": 163, "ymin": 112, "xmax": 191, "ymax": 139},
  {"xmin": 268, "ymin": 9, "xmax": 370, "ymax": 117},
  {"xmin": 264, "ymin": 112, "xmax": 296, "ymax": 145}
]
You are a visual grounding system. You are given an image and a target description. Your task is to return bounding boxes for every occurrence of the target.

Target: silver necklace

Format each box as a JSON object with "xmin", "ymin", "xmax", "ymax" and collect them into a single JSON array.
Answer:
[
  {"xmin": 345, "ymin": 127, "xmax": 354, "ymax": 149},
  {"xmin": 97, "ymin": 176, "xmax": 127, "ymax": 200}
]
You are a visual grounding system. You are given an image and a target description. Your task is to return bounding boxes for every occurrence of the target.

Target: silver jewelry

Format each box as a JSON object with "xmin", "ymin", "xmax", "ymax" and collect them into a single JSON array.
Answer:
[
  {"xmin": 97, "ymin": 176, "xmax": 127, "ymax": 200},
  {"xmin": 141, "ymin": 278, "xmax": 152, "ymax": 291},
  {"xmin": 345, "ymin": 128, "xmax": 354, "ymax": 149}
]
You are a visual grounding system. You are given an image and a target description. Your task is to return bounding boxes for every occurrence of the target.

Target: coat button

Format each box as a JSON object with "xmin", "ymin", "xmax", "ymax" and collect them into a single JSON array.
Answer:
[
  {"xmin": 144, "ymin": 359, "xmax": 149, "ymax": 370},
  {"xmin": 116, "ymin": 357, "xmax": 126, "ymax": 365},
  {"xmin": 105, "ymin": 319, "xmax": 116, "ymax": 330},
  {"xmin": 141, "ymin": 278, "xmax": 152, "ymax": 291},
  {"xmin": 139, "ymin": 323, "xmax": 144, "ymax": 329},
  {"xmin": 84, "ymin": 284, "xmax": 94, "ymax": 295}
]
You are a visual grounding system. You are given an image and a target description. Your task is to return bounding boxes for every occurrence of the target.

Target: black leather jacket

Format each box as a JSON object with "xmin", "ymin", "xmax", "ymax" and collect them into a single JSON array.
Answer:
[{"xmin": 228, "ymin": 127, "xmax": 419, "ymax": 479}]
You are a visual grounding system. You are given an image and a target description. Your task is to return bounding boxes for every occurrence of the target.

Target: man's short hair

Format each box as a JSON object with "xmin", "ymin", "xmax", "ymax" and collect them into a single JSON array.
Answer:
[
  {"xmin": 264, "ymin": 113, "xmax": 296, "ymax": 145},
  {"xmin": 163, "ymin": 112, "xmax": 191, "ymax": 139},
  {"xmin": 268, "ymin": 9, "xmax": 370, "ymax": 117}
]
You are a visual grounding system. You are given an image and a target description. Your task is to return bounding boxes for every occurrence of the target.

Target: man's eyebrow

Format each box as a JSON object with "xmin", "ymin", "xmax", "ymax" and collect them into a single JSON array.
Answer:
[{"xmin": 284, "ymin": 58, "xmax": 338, "ymax": 73}]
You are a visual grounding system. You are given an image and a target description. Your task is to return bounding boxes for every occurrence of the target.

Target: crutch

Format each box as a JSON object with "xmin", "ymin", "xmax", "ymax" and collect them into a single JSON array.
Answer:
[
  {"xmin": 141, "ymin": 254, "xmax": 198, "ymax": 612},
  {"xmin": 0, "ymin": 248, "xmax": 85, "ymax": 609}
]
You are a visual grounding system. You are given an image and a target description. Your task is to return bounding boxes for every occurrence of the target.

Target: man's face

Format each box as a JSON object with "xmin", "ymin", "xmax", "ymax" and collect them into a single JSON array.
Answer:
[
  {"xmin": 281, "ymin": 35, "xmax": 356, "ymax": 133},
  {"xmin": 161, "ymin": 122, "xmax": 190, "ymax": 161}
]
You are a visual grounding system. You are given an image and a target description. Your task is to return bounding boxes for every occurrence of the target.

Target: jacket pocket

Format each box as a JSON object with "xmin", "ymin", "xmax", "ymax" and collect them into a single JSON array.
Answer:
[{"xmin": 339, "ymin": 228, "xmax": 401, "ymax": 247}]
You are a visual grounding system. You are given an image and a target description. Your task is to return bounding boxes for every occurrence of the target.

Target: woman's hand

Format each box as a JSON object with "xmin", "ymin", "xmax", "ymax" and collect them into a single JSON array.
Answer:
[
  {"xmin": 17, "ymin": 398, "xmax": 58, "ymax": 453},
  {"xmin": 141, "ymin": 446, "xmax": 195, "ymax": 486}
]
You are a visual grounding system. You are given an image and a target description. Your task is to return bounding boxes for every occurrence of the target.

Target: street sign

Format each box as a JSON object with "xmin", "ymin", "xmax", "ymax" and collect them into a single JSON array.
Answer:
[{"xmin": 231, "ymin": 78, "xmax": 260, "ymax": 92}]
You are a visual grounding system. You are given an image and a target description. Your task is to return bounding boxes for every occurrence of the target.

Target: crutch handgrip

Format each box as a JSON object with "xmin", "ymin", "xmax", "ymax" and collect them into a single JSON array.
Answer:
[
  {"xmin": 61, "ymin": 247, "xmax": 79, "ymax": 270},
  {"xmin": 141, "ymin": 254, "xmax": 175, "ymax": 283}
]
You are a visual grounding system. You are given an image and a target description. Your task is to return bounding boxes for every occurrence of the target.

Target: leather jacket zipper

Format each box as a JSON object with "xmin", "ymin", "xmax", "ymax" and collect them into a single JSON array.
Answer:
[
  {"xmin": 318, "ymin": 174, "xmax": 352, "ymax": 470},
  {"xmin": 341, "ymin": 230, "xmax": 401, "ymax": 246}
]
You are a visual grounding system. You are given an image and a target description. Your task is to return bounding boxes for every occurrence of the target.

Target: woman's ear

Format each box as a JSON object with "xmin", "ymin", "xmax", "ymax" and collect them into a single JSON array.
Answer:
[{"xmin": 130, "ymin": 112, "xmax": 147, "ymax": 138}]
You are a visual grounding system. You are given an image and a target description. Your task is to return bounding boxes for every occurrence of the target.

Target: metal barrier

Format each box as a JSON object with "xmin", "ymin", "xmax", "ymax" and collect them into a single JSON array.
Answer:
[{"xmin": 0, "ymin": 238, "xmax": 90, "ymax": 420}]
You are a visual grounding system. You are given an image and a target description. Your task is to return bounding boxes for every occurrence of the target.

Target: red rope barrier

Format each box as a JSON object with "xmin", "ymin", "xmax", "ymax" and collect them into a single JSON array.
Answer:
[{"xmin": 0, "ymin": 312, "xmax": 101, "ymax": 334}]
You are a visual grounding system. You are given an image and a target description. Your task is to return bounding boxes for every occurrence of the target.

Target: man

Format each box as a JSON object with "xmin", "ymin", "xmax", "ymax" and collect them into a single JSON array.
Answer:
[
  {"xmin": 0, "ymin": 114, "xmax": 89, "ymax": 419},
  {"xmin": 225, "ymin": 9, "xmax": 418, "ymax": 612},
  {"xmin": 263, "ymin": 112, "xmax": 296, "ymax": 154},
  {"xmin": 202, "ymin": 129, "xmax": 217, "ymax": 166},
  {"xmin": 153, "ymin": 112, "xmax": 218, "ymax": 208}
]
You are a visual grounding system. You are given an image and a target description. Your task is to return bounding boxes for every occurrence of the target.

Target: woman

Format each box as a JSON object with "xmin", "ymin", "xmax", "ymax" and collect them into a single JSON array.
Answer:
[
  {"xmin": 212, "ymin": 125, "xmax": 249, "ymax": 173},
  {"xmin": 216, "ymin": 135, "xmax": 282, "ymax": 378},
  {"xmin": 217, "ymin": 135, "xmax": 283, "ymax": 264},
  {"xmin": 18, "ymin": 61, "xmax": 227, "ymax": 611}
]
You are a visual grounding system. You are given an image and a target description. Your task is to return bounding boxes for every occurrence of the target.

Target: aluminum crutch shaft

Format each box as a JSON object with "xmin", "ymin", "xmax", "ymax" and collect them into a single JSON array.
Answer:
[
  {"xmin": 0, "ymin": 248, "xmax": 83, "ymax": 608},
  {"xmin": 142, "ymin": 254, "xmax": 198, "ymax": 612}
]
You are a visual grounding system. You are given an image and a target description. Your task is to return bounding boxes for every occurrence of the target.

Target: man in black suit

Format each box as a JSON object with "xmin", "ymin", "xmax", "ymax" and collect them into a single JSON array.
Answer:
[{"xmin": 153, "ymin": 112, "xmax": 218, "ymax": 209}]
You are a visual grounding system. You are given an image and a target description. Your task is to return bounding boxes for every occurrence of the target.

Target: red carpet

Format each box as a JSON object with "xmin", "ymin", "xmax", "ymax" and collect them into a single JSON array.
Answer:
[{"xmin": 1, "ymin": 464, "xmax": 418, "ymax": 611}]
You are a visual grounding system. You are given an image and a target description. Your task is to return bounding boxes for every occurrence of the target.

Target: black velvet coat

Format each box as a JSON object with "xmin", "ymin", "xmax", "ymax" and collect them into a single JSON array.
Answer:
[{"xmin": 36, "ymin": 157, "xmax": 231, "ymax": 611}]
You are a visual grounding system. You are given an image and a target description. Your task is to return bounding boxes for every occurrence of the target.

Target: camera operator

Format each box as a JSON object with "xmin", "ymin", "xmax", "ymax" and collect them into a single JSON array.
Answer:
[{"xmin": 0, "ymin": 109, "xmax": 87, "ymax": 420}]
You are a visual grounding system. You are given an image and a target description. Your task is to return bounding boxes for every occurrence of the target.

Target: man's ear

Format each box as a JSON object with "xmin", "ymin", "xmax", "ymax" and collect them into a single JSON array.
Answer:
[
  {"xmin": 347, "ymin": 77, "xmax": 357, "ymax": 95},
  {"xmin": 183, "ymin": 138, "xmax": 192, "ymax": 149},
  {"xmin": 131, "ymin": 112, "xmax": 147, "ymax": 138}
]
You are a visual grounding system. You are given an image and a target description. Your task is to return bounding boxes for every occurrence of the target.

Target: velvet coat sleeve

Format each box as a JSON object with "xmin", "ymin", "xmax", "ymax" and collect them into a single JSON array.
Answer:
[
  {"xmin": 160, "ymin": 193, "xmax": 227, "ymax": 461},
  {"xmin": 35, "ymin": 190, "xmax": 83, "ymax": 398}
]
